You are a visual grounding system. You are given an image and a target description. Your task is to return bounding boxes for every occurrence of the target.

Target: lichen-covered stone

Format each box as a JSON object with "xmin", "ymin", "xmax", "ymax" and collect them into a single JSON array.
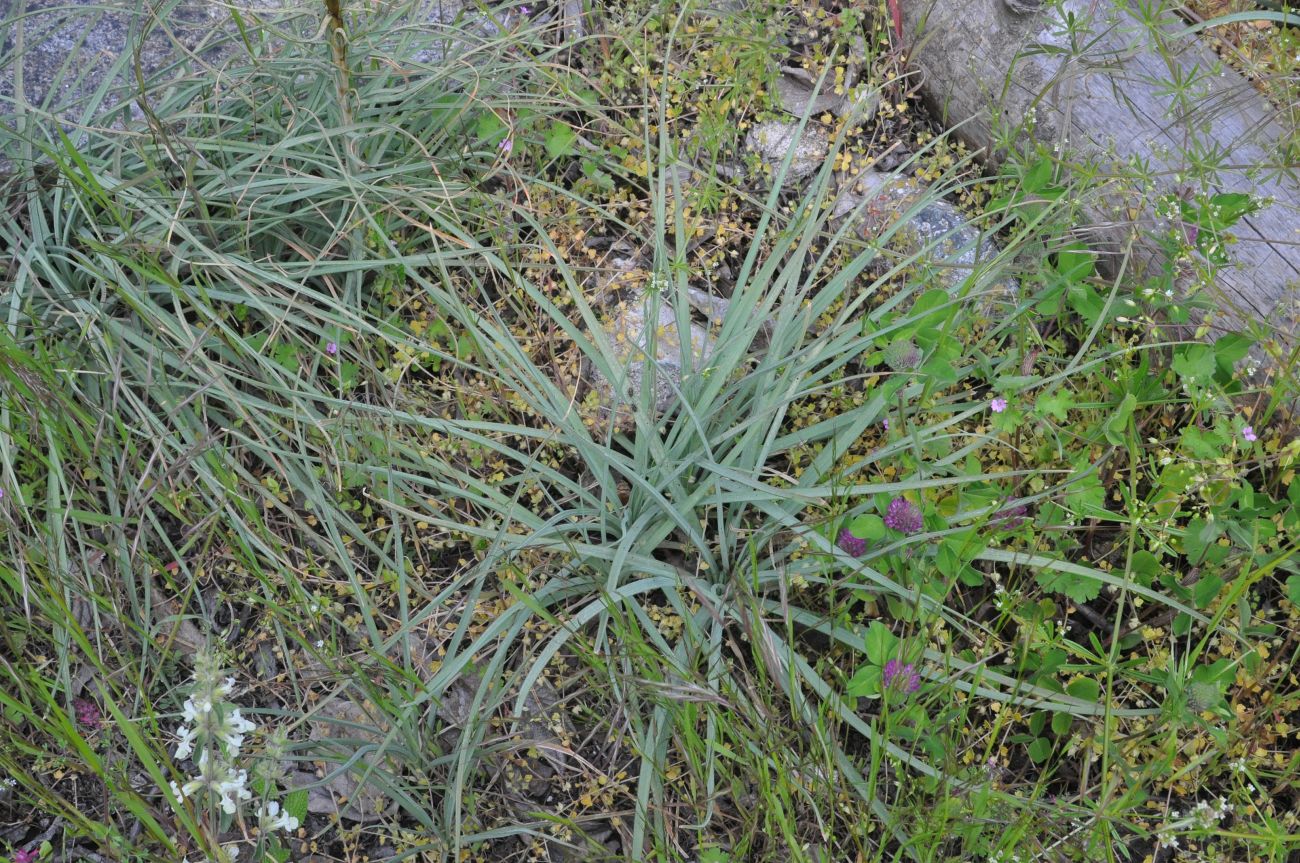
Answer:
[
  {"xmin": 744, "ymin": 120, "xmax": 831, "ymax": 184},
  {"xmin": 591, "ymin": 290, "xmax": 717, "ymax": 426},
  {"xmin": 835, "ymin": 170, "xmax": 1019, "ymax": 306}
]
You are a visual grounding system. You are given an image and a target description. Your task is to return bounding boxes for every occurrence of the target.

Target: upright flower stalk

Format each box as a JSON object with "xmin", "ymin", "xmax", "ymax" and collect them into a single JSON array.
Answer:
[{"xmin": 168, "ymin": 651, "xmax": 298, "ymax": 842}]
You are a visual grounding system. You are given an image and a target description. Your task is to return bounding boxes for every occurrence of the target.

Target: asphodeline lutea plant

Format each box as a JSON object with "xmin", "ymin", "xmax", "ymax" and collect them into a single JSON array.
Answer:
[{"xmin": 168, "ymin": 650, "xmax": 299, "ymax": 861}]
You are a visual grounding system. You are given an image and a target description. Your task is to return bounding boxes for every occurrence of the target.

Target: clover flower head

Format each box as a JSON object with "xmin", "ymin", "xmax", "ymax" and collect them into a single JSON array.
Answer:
[
  {"xmin": 836, "ymin": 527, "xmax": 867, "ymax": 558},
  {"xmin": 882, "ymin": 659, "xmax": 920, "ymax": 693},
  {"xmin": 883, "ymin": 497, "xmax": 923, "ymax": 534},
  {"xmin": 992, "ymin": 503, "xmax": 1029, "ymax": 530},
  {"xmin": 883, "ymin": 339, "xmax": 922, "ymax": 372},
  {"xmin": 73, "ymin": 698, "xmax": 101, "ymax": 729}
]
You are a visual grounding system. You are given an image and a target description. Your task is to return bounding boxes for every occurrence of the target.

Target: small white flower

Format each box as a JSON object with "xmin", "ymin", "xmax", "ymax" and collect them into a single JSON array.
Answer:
[
  {"xmin": 217, "ymin": 709, "xmax": 257, "ymax": 756},
  {"xmin": 174, "ymin": 750, "xmax": 252, "ymax": 815},
  {"xmin": 215, "ymin": 767, "xmax": 251, "ymax": 815},
  {"xmin": 174, "ymin": 723, "xmax": 199, "ymax": 760},
  {"xmin": 2, "ymin": 776, "xmax": 17, "ymax": 788},
  {"xmin": 182, "ymin": 695, "xmax": 208, "ymax": 724},
  {"xmin": 257, "ymin": 800, "xmax": 300, "ymax": 833}
]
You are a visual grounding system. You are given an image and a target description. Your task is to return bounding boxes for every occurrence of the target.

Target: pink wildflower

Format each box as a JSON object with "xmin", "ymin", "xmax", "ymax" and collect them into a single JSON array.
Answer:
[
  {"xmin": 12, "ymin": 850, "xmax": 37, "ymax": 863},
  {"xmin": 325, "ymin": 341, "xmax": 338, "ymax": 356},
  {"xmin": 1242, "ymin": 425, "xmax": 1257, "ymax": 443},
  {"xmin": 882, "ymin": 659, "xmax": 920, "ymax": 694},
  {"xmin": 990, "ymin": 397, "xmax": 1007, "ymax": 413},
  {"xmin": 836, "ymin": 528, "xmax": 867, "ymax": 558},
  {"xmin": 73, "ymin": 698, "xmax": 101, "ymax": 730},
  {"xmin": 883, "ymin": 497, "xmax": 923, "ymax": 534}
]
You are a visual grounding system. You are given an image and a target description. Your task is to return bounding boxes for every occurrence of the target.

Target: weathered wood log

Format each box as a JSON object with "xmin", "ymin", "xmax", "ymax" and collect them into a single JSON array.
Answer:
[{"xmin": 901, "ymin": 0, "xmax": 1300, "ymax": 348}]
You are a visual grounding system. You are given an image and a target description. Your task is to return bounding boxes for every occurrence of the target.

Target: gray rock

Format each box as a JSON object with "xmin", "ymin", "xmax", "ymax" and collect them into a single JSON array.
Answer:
[
  {"xmin": 834, "ymin": 170, "xmax": 1019, "ymax": 306},
  {"xmin": 578, "ymin": 253, "xmax": 777, "ymax": 427},
  {"xmin": 592, "ymin": 288, "xmax": 718, "ymax": 423},
  {"xmin": 302, "ymin": 697, "xmax": 398, "ymax": 822},
  {"xmin": 744, "ymin": 120, "xmax": 831, "ymax": 184},
  {"xmin": 774, "ymin": 35, "xmax": 878, "ymax": 126},
  {"xmin": 434, "ymin": 670, "xmax": 573, "ymax": 798}
]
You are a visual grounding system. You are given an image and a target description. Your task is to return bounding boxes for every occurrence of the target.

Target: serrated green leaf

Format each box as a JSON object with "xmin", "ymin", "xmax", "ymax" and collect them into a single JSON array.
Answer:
[
  {"xmin": 283, "ymin": 788, "xmax": 309, "ymax": 824},
  {"xmin": 1055, "ymin": 242, "xmax": 1095, "ymax": 283},
  {"xmin": 1192, "ymin": 574, "xmax": 1224, "ymax": 608},
  {"xmin": 544, "ymin": 121, "xmax": 577, "ymax": 159},
  {"xmin": 475, "ymin": 112, "xmax": 507, "ymax": 144},
  {"xmin": 1172, "ymin": 343, "xmax": 1215, "ymax": 384},
  {"xmin": 1183, "ymin": 517, "xmax": 1223, "ymax": 565},
  {"xmin": 1036, "ymin": 389, "xmax": 1072, "ymax": 422},
  {"xmin": 1206, "ymin": 191, "xmax": 1257, "ymax": 228},
  {"xmin": 1034, "ymin": 566, "xmax": 1103, "ymax": 603}
]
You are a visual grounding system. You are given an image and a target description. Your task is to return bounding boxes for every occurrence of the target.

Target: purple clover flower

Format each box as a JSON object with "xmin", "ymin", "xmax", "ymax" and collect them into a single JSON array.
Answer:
[
  {"xmin": 1242, "ymin": 425, "xmax": 1257, "ymax": 443},
  {"xmin": 882, "ymin": 659, "xmax": 920, "ymax": 694},
  {"xmin": 73, "ymin": 698, "xmax": 101, "ymax": 730},
  {"xmin": 991, "ymin": 504, "xmax": 1029, "ymax": 530},
  {"xmin": 836, "ymin": 527, "xmax": 867, "ymax": 558},
  {"xmin": 883, "ymin": 497, "xmax": 923, "ymax": 534}
]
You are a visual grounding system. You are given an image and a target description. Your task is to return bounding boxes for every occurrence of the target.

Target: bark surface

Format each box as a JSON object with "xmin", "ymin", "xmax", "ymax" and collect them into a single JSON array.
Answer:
[{"xmin": 901, "ymin": 0, "xmax": 1300, "ymax": 341}]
